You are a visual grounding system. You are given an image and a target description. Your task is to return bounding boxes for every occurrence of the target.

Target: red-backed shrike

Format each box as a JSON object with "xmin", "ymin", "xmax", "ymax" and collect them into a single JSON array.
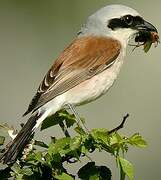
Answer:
[{"xmin": 1, "ymin": 4, "xmax": 158, "ymax": 164}]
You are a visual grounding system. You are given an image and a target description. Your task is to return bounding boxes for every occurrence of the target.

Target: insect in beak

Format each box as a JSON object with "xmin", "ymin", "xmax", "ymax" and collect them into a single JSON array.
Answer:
[{"xmin": 134, "ymin": 31, "xmax": 160, "ymax": 52}]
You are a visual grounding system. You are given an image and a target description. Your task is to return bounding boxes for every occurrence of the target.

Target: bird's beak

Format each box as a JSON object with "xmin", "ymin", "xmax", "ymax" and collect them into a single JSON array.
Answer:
[
  {"xmin": 134, "ymin": 19, "xmax": 159, "ymax": 52},
  {"xmin": 135, "ymin": 20, "xmax": 158, "ymax": 32}
]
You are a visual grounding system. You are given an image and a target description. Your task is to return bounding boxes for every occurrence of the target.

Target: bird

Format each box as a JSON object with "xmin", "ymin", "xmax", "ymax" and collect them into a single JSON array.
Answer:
[{"xmin": 0, "ymin": 4, "xmax": 158, "ymax": 164}]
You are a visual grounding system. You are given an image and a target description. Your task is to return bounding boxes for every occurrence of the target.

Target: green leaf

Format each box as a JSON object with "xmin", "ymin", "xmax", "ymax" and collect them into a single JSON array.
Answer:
[
  {"xmin": 144, "ymin": 41, "xmax": 152, "ymax": 53},
  {"xmin": 52, "ymin": 153, "xmax": 62, "ymax": 163},
  {"xmin": 34, "ymin": 140, "xmax": 48, "ymax": 148},
  {"xmin": 11, "ymin": 162, "xmax": 21, "ymax": 174},
  {"xmin": 54, "ymin": 172, "xmax": 74, "ymax": 180},
  {"xmin": 128, "ymin": 133, "xmax": 147, "ymax": 148},
  {"xmin": 70, "ymin": 136, "xmax": 81, "ymax": 151},
  {"xmin": 65, "ymin": 118, "xmax": 75, "ymax": 128},
  {"xmin": 0, "ymin": 136, "xmax": 5, "ymax": 146},
  {"xmin": 41, "ymin": 113, "xmax": 63, "ymax": 131},
  {"xmin": 14, "ymin": 174, "xmax": 23, "ymax": 180},
  {"xmin": 41, "ymin": 110, "xmax": 77, "ymax": 130},
  {"xmin": 59, "ymin": 111, "xmax": 76, "ymax": 128},
  {"xmin": 118, "ymin": 157, "xmax": 134, "ymax": 180},
  {"xmin": 34, "ymin": 152, "xmax": 43, "ymax": 162},
  {"xmin": 48, "ymin": 137, "xmax": 71, "ymax": 156},
  {"xmin": 22, "ymin": 167, "xmax": 33, "ymax": 176},
  {"xmin": 74, "ymin": 126, "xmax": 86, "ymax": 135},
  {"xmin": 91, "ymin": 128, "xmax": 109, "ymax": 144},
  {"xmin": 79, "ymin": 134, "xmax": 95, "ymax": 154},
  {"xmin": 110, "ymin": 133, "xmax": 123, "ymax": 145},
  {"xmin": 44, "ymin": 153, "xmax": 52, "ymax": 166},
  {"xmin": 89, "ymin": 174, "xmax": 99, "ymax": 180},
  {"xmin": 78, "ymin": 162, "xmax": 112, "ymax": 180}
]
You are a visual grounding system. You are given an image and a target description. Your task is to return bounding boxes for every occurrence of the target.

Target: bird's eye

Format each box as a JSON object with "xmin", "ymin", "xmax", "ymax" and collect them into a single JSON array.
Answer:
[{"xmin": 123, "ymin": 15, "xmax": 133, "ymax": 25}]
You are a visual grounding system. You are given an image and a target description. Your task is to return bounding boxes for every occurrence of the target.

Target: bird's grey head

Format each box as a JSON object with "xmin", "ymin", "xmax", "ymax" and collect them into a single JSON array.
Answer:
[{"xmin": 80, "ymin": 4, "xmax": 157, "ymax": 47}]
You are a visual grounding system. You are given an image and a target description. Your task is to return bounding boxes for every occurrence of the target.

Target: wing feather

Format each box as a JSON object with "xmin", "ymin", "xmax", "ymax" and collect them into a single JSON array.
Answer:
[{"xmin": 24, "ymin": 36, "xmax": 121, "ymax": 115}]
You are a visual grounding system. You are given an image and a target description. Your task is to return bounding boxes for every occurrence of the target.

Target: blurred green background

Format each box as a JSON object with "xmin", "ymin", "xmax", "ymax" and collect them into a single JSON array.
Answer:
[{"xmin": 0, "ymin": 0, "xmax": 161, "ymax": 179}]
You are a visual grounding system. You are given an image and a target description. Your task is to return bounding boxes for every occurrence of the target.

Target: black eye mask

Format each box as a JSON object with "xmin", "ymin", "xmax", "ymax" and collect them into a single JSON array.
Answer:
[{"xmin": 108, "ymin": 15, "xmax": 144, "ymax": 30}]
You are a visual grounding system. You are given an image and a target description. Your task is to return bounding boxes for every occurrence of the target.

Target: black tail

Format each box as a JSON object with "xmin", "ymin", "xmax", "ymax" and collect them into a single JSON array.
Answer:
[{"xmin": 0, "ymin": 112, "xmax": 43, "ymax": 164}]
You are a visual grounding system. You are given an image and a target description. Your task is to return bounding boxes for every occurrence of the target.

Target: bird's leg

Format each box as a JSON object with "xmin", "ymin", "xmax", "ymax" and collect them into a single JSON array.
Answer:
[
  {"xmin": 66, "ymin": 103, "xmax": 89, "ymax": 132},
  {"xmin": 67, "ymin": 103, "xmax": 81, "ymax": 124},
  {"xmin": 59, "ymin": 120, "xmax": 70, "ymax": 137}
]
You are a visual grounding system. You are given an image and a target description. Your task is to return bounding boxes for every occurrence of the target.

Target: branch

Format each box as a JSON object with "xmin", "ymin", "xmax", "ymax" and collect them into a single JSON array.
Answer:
[{"xmin": 108, "ymin": 113, "xmax": 129, "ymax": 134}]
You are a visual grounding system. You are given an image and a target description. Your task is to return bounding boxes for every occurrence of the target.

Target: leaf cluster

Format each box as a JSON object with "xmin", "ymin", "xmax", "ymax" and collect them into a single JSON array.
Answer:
[{"xmin": 0, "ymin": 110, "xmax": 147, "ymax": 180}]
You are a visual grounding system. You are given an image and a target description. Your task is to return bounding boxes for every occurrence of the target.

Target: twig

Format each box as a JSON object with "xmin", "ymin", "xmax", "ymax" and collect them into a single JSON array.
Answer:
[{"xmin": 108, "ymin": 114, "xmax": 129, "ymax": 134}]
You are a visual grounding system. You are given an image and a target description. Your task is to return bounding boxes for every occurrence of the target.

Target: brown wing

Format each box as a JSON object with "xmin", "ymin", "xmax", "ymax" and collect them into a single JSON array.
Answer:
[{"xmin": 23, "ymin": 36, "xmax": 121, "ymax": 115}]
